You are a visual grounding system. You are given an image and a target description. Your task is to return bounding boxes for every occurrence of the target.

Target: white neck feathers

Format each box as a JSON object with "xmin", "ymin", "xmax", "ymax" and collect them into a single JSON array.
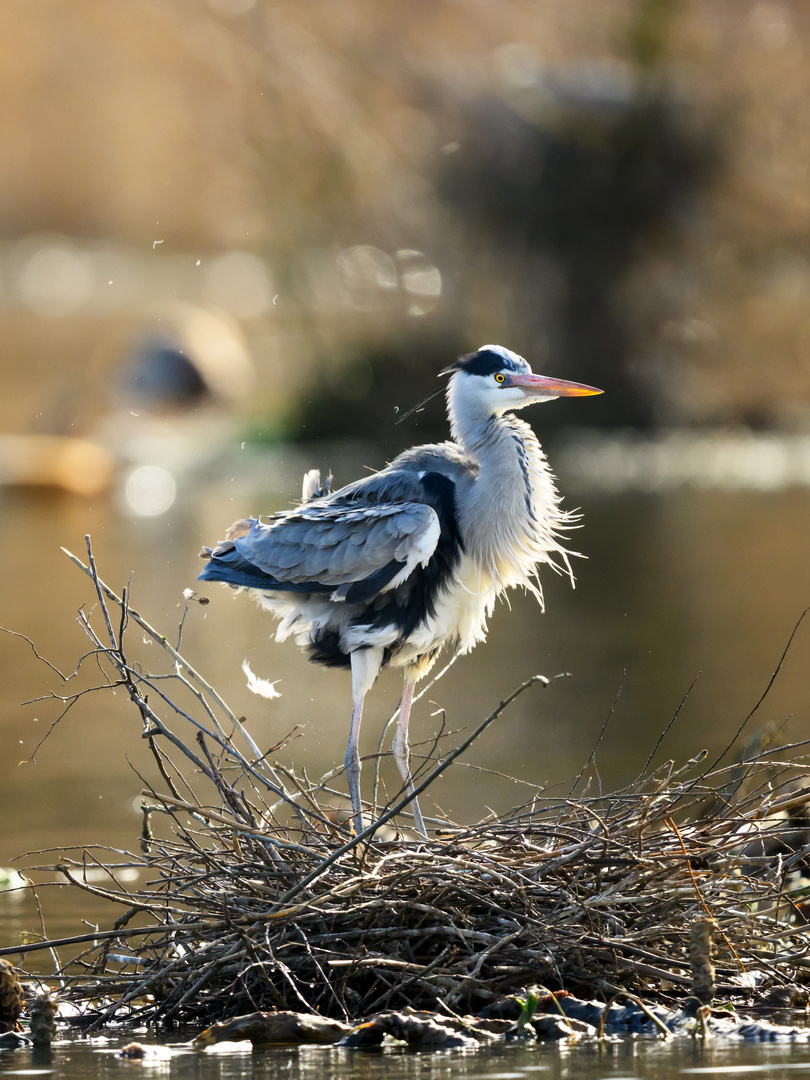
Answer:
[{"xmin": 454, "ymin": 413, "xmax": 577, "ymax": 604}]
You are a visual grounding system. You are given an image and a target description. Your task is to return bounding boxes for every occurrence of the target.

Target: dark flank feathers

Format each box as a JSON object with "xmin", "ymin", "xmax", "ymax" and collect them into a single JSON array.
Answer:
[
  {"xmin": 307, "ymin": 471, "xmax": 461, "ymax": 669},
  {"xmin": 336, "ymin": 559, "xmax": 404, "ymax": 604},
  {"xmin": 307, "ymin": 627, "xmax": 350, "ymax": 667},
  {"xmin": 350, "ymin": 471, "xmax": 462, "ymax": 654}
]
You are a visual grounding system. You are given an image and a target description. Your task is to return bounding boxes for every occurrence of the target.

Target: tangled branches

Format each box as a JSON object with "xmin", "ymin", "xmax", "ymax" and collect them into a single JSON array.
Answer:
[{"xmin": 4, "ymin": 539, "xmax": 810, "ymax": 1028}]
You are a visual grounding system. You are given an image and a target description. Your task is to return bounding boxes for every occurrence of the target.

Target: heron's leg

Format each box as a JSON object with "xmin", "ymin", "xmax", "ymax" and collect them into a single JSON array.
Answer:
[
  {"xmin": 392, "ymin": 674, "xmax": 428, "ymax": 839},
  {"xmin": 344, "ymin": 699, "xmax": 365, "ymax": 837},
  {"xmin": 346, "ymin": 648, "xmax": 383, "ymax": 836}
]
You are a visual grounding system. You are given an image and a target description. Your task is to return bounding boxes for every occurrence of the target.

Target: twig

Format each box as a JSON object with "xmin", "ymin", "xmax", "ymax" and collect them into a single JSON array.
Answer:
[
  {"xmin": 665, "ymin": 816, "xmax": 747, "ymax": 978},
  {"xmin": 0, "ymin": 625, "xmax": 67, "ymax": 680},
  {"xmin": 63, "ymin": 542, "xmax": 282, "ymax": 786},
  {"xmin": 703, "ymin": 607, "xmax": 809, "ymax": 774},
  {"xmin": 567, "ymin": 673, "xmax": 622, "ymax": 798}
]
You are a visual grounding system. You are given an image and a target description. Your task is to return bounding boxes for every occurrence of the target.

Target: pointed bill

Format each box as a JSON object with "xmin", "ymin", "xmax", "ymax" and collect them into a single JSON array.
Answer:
[{"xmin": 509, "ymin": 373, "xmax": 603, "ymax": 398}]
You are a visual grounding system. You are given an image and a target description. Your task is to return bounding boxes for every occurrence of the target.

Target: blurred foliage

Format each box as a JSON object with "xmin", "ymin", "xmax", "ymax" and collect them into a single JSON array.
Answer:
[
  {"xmin": 2, "ymin": 0, "xmax": 810, "ymax": 440},
  {"xmin": 434, "ymin": 91, "xmax": 716, "ymax": 431},
  {"xmin": 626, "ymin": 0, "xmax": 684, "ymax": 69},
  {"xmin": 296, "ymin": 79, "xmax": 716, "ymax": 440},
  {"xmin": 294, "ymin": 330, "xmax": 466, "ymax": 451}
]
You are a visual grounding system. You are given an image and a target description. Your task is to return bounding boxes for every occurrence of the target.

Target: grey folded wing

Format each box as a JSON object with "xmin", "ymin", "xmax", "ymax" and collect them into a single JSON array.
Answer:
[{"xmin": 234, "ymin": 501, "xmax": 442, "ymax": 600}]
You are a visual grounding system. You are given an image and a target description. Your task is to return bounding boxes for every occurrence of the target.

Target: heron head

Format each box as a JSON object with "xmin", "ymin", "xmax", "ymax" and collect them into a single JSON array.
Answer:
[{"xmin": 443, "ymin": 345, "xmax": 602, "ymax": 419}]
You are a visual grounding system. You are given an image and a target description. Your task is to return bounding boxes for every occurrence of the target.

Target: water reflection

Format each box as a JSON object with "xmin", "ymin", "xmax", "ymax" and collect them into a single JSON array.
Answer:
[
  {"xmin": 561, "ymin": 430, "xmax": 810, "ymax": 492},
  {"xmin": 3, "ymin": 1032, "xmax": 810, "ymax": 1080},
  {"xmin": 2, "ymin": 445, "xmax": 810, "ymax": 942}
]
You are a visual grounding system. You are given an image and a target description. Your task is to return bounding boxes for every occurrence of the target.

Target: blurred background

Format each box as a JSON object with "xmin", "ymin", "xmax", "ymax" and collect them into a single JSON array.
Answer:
[{"xmin": 3, "ymin": 0, "xmax": 810, "ymax": 940}]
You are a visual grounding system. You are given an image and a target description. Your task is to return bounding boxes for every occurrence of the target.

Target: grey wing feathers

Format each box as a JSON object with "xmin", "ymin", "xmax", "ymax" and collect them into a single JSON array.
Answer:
[
  {"xmin": 235, "ymin": 501, "xmax": 440, "ymax": 588},
  {"xmin": 204, "ymin": 446, "xmax": 471, "ymax": 599}
]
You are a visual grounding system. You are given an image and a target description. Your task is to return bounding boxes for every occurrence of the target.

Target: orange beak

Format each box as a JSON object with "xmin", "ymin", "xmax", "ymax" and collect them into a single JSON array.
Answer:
[{"xmin": 509, "ymin": 373, "xmax": 603, "ymax": 398}]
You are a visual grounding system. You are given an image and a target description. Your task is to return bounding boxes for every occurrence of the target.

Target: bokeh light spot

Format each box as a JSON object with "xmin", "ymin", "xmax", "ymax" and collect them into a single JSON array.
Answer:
[
  {"xmin": 124, "ymin": 465, "xmax": 177, "ymax": 517},
  {"xmin": 336, "ymin": 245, "xmax": 398, "ymax": 310},
  {"xmin": 204, "ymin": 252, "xmax": 273, "ymax": 319},
  {"xmin": 19, "ymin": 242, "xmax": 95, "ymax": 316}
]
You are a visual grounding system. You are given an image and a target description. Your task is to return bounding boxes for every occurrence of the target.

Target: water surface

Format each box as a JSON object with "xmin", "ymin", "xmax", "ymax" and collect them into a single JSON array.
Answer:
[{"xmin": 4, "ymin": 1030, "xmax": 810, "ymax": 1080}]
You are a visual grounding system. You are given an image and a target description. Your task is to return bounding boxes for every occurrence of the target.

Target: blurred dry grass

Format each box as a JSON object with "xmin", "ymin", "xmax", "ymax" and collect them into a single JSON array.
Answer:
[{"xmin": 1, "ymin": 0, "xmax": 810, "ymax": 438}]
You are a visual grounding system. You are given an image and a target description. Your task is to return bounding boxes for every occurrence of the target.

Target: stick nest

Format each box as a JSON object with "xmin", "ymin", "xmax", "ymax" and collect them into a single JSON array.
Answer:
[{"xmin": 8, "ymin": 542, "xmax": 810, "ymax": 1028}]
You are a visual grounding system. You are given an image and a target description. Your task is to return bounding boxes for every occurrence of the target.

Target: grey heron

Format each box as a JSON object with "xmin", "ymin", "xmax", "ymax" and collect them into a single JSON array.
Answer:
[{"xmin": 198, "ymin": 345, "xmax": 602, "ymax": 838}]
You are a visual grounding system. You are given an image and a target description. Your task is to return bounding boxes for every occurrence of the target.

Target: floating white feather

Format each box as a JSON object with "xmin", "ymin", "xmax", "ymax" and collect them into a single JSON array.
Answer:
[{"xmin": 242, "ymin": 659, "xmax": 281, "ymax": 699}]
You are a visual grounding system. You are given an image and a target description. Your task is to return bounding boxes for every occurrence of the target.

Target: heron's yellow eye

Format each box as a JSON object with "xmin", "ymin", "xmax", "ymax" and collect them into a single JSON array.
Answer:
[{"xmin": 494, "ymin": 373, "xmax": 506, "ymax": 384}]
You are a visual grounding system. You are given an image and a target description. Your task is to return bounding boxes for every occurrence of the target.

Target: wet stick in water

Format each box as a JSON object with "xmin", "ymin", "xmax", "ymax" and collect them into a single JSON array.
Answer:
[{"xmin": 690, "ymin": 917, "xmax": 718, "ymax": 1005}]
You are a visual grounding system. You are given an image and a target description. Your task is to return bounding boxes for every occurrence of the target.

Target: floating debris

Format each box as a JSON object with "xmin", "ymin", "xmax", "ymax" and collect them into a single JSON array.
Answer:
[
  {"xmin": 193, "ymin": 1012, "xmax": 350, "ymax": 1048},
  {"xmin": 0, "ymin": 961, "xmax": 24, "ymax": 1033},
  {"xmin": 28, "ymin": 993, "xmax": 58, "ymax": 1046},
  {"xmin": 119, "ymin": 1042, "xmax": 172, "ymax": 1059}
]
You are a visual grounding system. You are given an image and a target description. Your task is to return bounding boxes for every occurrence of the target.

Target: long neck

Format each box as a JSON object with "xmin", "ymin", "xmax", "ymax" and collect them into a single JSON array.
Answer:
[{"xmin": 453, "ymin": 412, "xmax": 574, "ymax": 600}]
